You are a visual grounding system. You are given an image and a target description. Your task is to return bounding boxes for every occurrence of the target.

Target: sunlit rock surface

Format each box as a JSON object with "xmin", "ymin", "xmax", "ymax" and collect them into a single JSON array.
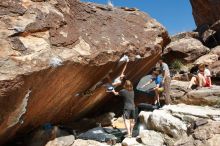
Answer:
[
  {"xmin": 139, "ymin": 104, "xmax": 220, "ymax": 146},
  {"xmin": 171, "ymin": 80, "xmax": 220, "ymax": 106},
  {"xmin": 190, "ymin": 0, "xmax": 220, "ymax": 27},
  {"xmin": 0, "ymin": 0, "xmax": 170, "ymax": 144},
  {"xmin": 164, "ymin": 37, "xmax": 210, "ymax": 64},
  {"xmin": 190, "ymin": 0, "xmax": 220, "ymax": 47}
]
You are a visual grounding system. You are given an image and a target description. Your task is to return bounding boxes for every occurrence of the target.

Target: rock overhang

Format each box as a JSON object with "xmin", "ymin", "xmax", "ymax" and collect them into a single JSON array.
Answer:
[{"xmin": 0, "ymin": 0, "xmax": 170, "ymax": 144}]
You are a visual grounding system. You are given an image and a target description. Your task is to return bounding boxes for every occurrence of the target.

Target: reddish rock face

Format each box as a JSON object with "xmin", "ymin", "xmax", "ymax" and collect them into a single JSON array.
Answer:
[
  {"xmin": 0, "ymin": 0, "xmax": 169, "ymax": 143},
  {"xmin": 190, "ymin": 0, "xmax": 220, "ymax": 27},
  {"xmin": 190, "ymin": 0, "xmax": 220, "ymax": 47},
  {"xmin": 164, "ymin": 37, "xmax": 210, "ymax": 64}
]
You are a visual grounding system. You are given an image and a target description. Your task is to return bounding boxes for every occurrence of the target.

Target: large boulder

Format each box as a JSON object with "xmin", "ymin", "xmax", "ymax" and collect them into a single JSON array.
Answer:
[
  {"xmin": 46, "ymin": 135, "xmax": 75, "ymax": 146},
  {"xmin": 174, "ymin": 120, "xmax": 220, "ymax": 146},
  {"xmin": 190, "ymin": 0, "xmax": 220, "ymax": 47},
  {"xmin": 193, "ymin": 45, "xmax": 220, "ymax": 77},
  {"xmin": 72, "ymin": 139, "xmax": 108, "ymax": 146},
  {"xmin": 122, "ymin": 138, "xmax": 143, "ymax": 146},
  {"xmin": 164, "ymin": 37, "xmax": 209, "ymax": 64},
  {"xmin": 112, "ymin": 117, "xmax": 126, "ymax": 129},
  {"xmin": 207, "ymin": 134, "xmax": 220, "ymax": 146},
  {"xmin": 194, "ymin": 54, "xmax": 219, "ymax": 65},
  {"xmin": 190, "ymin": 0, "xmax": 220, "ymax": 27},
  {"xmin": 162, "ymin": 104, "xmax": 220, "ymax": 121},
  {"xmin": 209, "ymin": 61, "xmax": 220, "ymax": 77},
  {"xmin": 147, "ymin": 110, "xmax": 187, "ymax": 139},
  {"xmin": 171, "ymin": 80, "xmax": 220, "ymax": 106},
  {"xmin": 139, "ymin": 111, "xmax": 152, "ymax": 129},
  {"xmin": 210, "ymin": 46, "xmax": 220, "ymax": 56},
  {"xmin": 170, "ymin": 80, "xmax": 188, "ymax": 99},
  {"xmin": 139, "ymin": 104, "xmax": 220, "ymax": 146},
  {"xmin": 0, "ymin": 0, "xmax": 170, "ymax": 144},
  {"xmin": 139, "ymin": 130, "xmax": 164, "ymax": 146},
  {"xmin": 24, "ymin": 125, "xmax": 71, "ymax": 146},
  {"xmin": 193, "ymin": 45, "xmax": 220, "ymax": 76},
  {"xmin": 102, "ymin": 105, "xmax": 220, "ymax": 146},
  {"xmin": 209, "ymin": 46, "xmax": 220, "ymax": 76},
  {"xmin": 170, "ymin": 32, "xmax": 199, "ymax": 42}
]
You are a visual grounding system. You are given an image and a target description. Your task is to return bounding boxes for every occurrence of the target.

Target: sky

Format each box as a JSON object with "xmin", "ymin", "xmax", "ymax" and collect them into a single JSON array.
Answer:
[{"xmin": 80, "ymin": 0, "xmax": 196, "ymax": 35}]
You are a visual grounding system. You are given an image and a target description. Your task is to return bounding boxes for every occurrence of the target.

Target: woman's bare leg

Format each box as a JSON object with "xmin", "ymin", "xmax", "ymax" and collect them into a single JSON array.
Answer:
[
  {"xmin": 188, "ymin": 76, "xmax": 198, "ymax": 88},
  {"xmin": 154, "ymin": 88, "xmax": 160, "ymax": 105},
  {"xmin": 130, "ymin": 119, "xmax": 135, "ymax": 137},
  {"xmin": 123, "ymin": 118, "xmax": 131, "ymax": 136},
  {"xmin": 198, "ymin": 73, "xmax": 206, "ymax": 87}
]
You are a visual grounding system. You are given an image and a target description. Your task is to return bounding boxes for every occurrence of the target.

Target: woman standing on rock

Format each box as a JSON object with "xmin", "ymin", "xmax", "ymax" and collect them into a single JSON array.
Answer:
[{"xmin": 111, "ymin": 80, "xmax": 135, "ymax": 137}]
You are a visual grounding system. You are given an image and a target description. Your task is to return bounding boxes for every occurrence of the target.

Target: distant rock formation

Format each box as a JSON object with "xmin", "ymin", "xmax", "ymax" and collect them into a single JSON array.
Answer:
[
  {"xmin": 190, "ymin": 0, "xmax": 220, "ymax": 27},
  {"xmin": 163, "ymin": 32, "xmax": 220, "ymax": 78},
  {"xmin": 164, "ymin": 36, "xmax": 210, "ymax": 64},
  {"xmin": 0, "ymin": 0, "xmax": 169, "ymax": 144},
  {"xmin": 190, "ymin": 0, "xmax": 220, "ymax": 47}
]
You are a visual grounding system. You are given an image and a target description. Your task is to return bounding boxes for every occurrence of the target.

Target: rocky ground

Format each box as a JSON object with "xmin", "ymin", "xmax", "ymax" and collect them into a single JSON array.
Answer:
[
  {"xmin": 43, "ymin": 104, "xmax": 220, "ymax": 146},
  {"xmin": 171, "ymin": 80, "xmax": 220, "ymax": 106},
  {"xmin": 11, "ymin": 79, "xmax": 220, "ymax": 146}
]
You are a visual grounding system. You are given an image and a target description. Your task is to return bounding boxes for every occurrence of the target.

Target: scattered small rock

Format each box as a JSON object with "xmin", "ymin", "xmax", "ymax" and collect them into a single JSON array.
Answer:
[
  {"xmin": 122, "ymin": 137, "xmax": 143, "ymax": 146},
  {"xmin": 139, "ymin": 130, "xmax": 164, "ymax": 146},
  {"xmin": 46, "ymin": 135, "xmax": 75, "ymax": 146}
]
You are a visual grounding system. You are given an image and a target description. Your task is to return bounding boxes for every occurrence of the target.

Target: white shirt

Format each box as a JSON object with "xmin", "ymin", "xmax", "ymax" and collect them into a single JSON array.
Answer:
[
  {"xmin": 161, "ymin": 62, "xmax": 170, "ymax": 77},
  {"xmin": 113, "ymin": 76, "xmax": 122, "ymax": 84},
  {"xmin": 204, "ymin": 68, "xmax": 211, "ymax": 77}
]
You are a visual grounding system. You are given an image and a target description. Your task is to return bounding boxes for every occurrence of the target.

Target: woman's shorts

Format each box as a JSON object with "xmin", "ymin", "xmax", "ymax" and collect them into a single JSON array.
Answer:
[
  {"xmin": 123, "ymin": 109, "xmax": 135, "ymax": 119},
  {"xmin": 204, "ymin": 78, "xmax": 211, "ymax": 87},
  {"xmin": 158, "ymin": 87, "xmax": 164, "ymax": 93}
]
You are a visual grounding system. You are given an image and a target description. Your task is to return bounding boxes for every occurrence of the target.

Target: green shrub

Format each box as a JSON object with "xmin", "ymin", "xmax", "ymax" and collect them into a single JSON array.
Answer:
[{"xmin": 171, "ymin": 59, "xmax": 184, "ymax": 72}]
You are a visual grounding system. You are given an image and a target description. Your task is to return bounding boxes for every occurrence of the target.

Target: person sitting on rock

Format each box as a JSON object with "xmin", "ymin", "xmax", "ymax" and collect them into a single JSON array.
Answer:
[
  {"xmin": 142, "ymin": 70, "xmax": 164, "ymax": 107},
  {"xmin": 111, "ymin": 80, "xmax": 135, "ymax": 137},
  {"xmin": 188, "ymin": 64, "xmax": 212, "ymax": 89}
]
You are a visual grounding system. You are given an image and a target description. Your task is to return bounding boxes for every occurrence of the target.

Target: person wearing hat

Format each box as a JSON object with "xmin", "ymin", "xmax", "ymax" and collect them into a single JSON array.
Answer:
[
  {"xmin": 142, "ymin": 70, "xmax": 164, "ymax": 107},
  {"xmin": 188, "ymin": 64, "xmax": 212, "ymax": 89}
]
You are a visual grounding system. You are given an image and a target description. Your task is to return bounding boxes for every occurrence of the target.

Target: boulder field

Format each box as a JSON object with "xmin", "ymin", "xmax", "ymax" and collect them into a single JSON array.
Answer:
[
  {"xmin": 138, "ymin": 104, "xmax": 220, "ymax": 146},
  {"xmin": 0, "ymin": 0, "xmax": 169, "ymax": 144},
  {"xmin": 46, "ymin": 104, "xmax": 220, "ymax": 146}
]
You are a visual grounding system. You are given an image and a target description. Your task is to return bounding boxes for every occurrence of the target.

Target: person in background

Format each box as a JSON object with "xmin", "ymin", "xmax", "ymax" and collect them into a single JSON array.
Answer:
[
  {"xmin": 188, "ymin": 64, "xmax": 212, "ymax": 89},
  {"xmin": 142, "ymin": 71, "xmax": 163, "ymax": 107},
  {"xmin": 205, "ymin": 64, "xmax": 212, "ymax": 86},
  {"xmin": 111, "ymin": 80, "xmax": 135, "ymax": 137},
  {"xmin": 159, "ymin": 58, "xmax": 171, "ymax": 105}
]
